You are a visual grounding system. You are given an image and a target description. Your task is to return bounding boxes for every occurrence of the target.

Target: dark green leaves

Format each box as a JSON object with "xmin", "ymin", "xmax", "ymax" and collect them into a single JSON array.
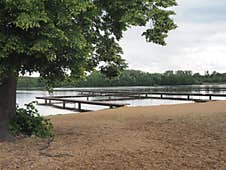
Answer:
[
  {"xmin": 0, "ymin": 0, "xmax": 177, "ymax": 85},
  {"xmin": 142, "ymin": 8, "xmax": 177, "ymax": 45},
  {"xmin": 10, "ymin": 101, "xmax": 53, "ymax": 138}
]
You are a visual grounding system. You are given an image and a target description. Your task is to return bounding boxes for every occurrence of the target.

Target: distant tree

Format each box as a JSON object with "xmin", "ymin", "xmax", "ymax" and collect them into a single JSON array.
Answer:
[
  {"xmin": 0, "ymin": 0, "xmax": 177, "ymax": 135},
  {"xmin": 211, "ymin": 71, "xmax": 218, "ymax": 77},
  {"xmin": 205, "ymin": 71, "xmax": 210, "ymax": 77},
  {"xmin": 17, "ymin": 77, "xmax": 45, "ymax": 89},
  {"xmin": 17, "ymin": 70, "xmax": 226, "ymax": 88},
  {"xmin": 193, "ymin": 73, "xmax": 201, "ymax": 77}
]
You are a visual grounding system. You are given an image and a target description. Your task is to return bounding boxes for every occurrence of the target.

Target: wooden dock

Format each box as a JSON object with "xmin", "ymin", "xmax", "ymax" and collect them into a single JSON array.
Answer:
[
  {"xmin": 36, "ymin": 96, "xmax": 127, "ymax": 112},
  {"xmin": 36, "ymin": 90, "xmax": 226, "ymax": 112},
  {"xmin": 73, "ymin": 90, "xmax": 226, "ymax": 102}
]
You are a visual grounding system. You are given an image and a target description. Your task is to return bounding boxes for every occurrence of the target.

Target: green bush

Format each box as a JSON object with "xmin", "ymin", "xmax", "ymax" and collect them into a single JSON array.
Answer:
[{"xmin": 10, "ymin": 102, "xmax": 54, "ymax": 138}]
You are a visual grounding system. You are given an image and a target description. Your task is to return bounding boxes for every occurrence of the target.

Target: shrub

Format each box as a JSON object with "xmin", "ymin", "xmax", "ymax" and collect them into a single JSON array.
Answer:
[{"xmin": 10, "ymin": 101, "xmax": 54, "ymax": 138}]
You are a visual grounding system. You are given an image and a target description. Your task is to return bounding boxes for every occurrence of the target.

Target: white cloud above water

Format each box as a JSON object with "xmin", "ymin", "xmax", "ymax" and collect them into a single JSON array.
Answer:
[{"xmin": 120, "ymin": 0, "xmax": 226, "ymax": 74}]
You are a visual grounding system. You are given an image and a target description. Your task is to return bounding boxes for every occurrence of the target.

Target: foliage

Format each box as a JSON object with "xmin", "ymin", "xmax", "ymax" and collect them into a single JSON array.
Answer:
[
  {"xmin": 17, "ymin": 76, "xmax": 45, "ymax": 89},
  {"xmin": 10, "ymin": 102, "xmax": 53, "ymax": 138},
  {"xmin": 0, "ymin": 0, "xmax": 177, "ymax": 86},
  {"xmin": 63, "ymin": 70, "xmax": 226, "ymax": 87},
  {"xmin": 17, "ymin": 70, "xmax": 226, "ymax": 88}
]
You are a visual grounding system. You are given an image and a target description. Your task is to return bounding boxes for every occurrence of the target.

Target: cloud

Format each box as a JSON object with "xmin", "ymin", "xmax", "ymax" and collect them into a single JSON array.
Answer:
[
  {"xmin": 120, "ymin": 0, "xmax": 226, "ymax": 74},
  {"xmin": 176, "ymin": 0, "xmax": 226, "ymax": 22}
]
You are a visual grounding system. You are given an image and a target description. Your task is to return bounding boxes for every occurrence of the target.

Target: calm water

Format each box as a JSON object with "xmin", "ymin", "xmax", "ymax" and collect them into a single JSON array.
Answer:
[{"xmin": 16, "ymin": 85, "xmax": 226, "ymax": 116}]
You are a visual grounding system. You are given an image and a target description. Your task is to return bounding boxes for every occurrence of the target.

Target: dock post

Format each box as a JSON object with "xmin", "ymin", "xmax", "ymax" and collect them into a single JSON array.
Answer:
[
  {"xmin": 78, "ymin": 102, "xmax": 81, "ymax": 111},
  {"xmin": 187, "ymin": 95, "xmax": 190, "ymax": 100},
  {"xmin": 209, "ymin": 95, "xmax": 212, "ymax": 100},
  {"xmin": 49, "ymin": 100, "xmax": 51, "ymax": 105},
  {"xmin": 145, "ymin": 94, "xmax": 148, "ymax": 98},
  {"xmin": 45, "ymin": 99, "xmax": 47, "ymax": 105},
  {"xmin": 160, "ymin": 94, "xmax": 163, "ymax": 99},
  {"xmin": 63, "ymin": 101, "xmax": 66, "ymax": 109},
  {"xmin": 87, "ymin": 97, "xmax": 89, "ymax": 101}
]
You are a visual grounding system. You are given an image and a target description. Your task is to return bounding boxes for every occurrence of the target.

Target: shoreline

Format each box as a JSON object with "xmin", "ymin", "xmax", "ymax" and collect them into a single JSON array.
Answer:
[
  {"xmin": 48, "ymin": 99, "xmax": 224, "ymax": 118},
  {"xmin": 1, "ymin": 100, "xmax": 226, "ymax": 169}
]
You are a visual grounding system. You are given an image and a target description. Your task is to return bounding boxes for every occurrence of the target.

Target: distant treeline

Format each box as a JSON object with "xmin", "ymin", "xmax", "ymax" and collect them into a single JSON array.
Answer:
[
  {"xmin": 17, "ymin": 77, "xmax": 46, "ymax": 89},
  {"xmin": 17, "ymin": 70, "xmax": 226, "ymax": 89}
]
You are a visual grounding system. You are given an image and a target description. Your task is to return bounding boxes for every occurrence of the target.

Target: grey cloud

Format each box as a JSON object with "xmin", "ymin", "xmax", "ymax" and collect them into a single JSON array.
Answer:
[
  {"xmin": 120, "ymin": 1, "xmax": 226, "ymax": 74},
  {"xmin": 175, "ymin": 0, "xmax": 226, "ymax": 22}
]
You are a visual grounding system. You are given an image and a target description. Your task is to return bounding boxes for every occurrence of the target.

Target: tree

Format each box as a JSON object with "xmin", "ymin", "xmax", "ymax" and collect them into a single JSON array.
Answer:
[{"xmin": 0, "ymin": 0, "xmax": 177, "ymax": 135}]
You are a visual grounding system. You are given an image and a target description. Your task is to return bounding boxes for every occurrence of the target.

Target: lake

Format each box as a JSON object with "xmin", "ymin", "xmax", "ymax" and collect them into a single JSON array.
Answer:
[{"xmin": 16, "ymin": 85, "xmax": 226, "ymax": 116}]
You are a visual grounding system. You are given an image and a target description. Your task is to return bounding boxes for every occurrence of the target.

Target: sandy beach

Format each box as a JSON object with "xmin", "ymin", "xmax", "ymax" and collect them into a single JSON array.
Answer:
[{"xmin": 1, "ymin": 101, "xmax": 226, "ymax": 169}]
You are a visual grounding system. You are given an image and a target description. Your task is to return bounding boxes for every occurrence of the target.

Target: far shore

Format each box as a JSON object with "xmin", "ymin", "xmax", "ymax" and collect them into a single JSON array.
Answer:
[
  {"xmin": 16, "ymin": 82, "xmax": 226, "ymax": 91},
  {"xmin": 1, "ymin": 101, "xmax": 226, "ymax": 169}
]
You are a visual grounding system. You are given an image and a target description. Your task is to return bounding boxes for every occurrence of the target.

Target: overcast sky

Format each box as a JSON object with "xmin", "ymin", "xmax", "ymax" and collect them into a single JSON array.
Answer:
[{"xmin": 120, "ymin": 0, "xmax": 226, "ymax": 74}]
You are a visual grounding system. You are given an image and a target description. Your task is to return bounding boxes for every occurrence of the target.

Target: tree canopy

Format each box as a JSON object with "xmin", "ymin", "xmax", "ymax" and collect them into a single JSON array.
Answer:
[{"xmin": 0, "ymin": 0, "xmax": 177, "ymax": 85}]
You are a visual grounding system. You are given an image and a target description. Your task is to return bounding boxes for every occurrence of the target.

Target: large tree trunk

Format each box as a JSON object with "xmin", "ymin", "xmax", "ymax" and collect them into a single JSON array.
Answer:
[{"xmin": 0, "ymin": 74, "xmax": 17, "ymax": 138}]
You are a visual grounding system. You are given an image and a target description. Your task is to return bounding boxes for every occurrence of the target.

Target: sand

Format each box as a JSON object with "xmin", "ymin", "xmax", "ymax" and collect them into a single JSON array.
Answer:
[{"xmin": 1, "ymin": 101, "xmax": 226, "ymax": 169}]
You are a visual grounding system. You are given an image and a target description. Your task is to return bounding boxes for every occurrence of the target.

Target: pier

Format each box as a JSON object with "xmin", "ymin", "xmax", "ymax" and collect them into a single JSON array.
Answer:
[
  {"xmin": 36, "ymin": 96, "xmax": 127, "ymax": 112},
  {"xmin": 36, "ymin": 89, "xmax": 226, "ymax": 112},
  {"xmin": 72, "ymin": 90, "xmax": 226, "ymax": 102}
]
